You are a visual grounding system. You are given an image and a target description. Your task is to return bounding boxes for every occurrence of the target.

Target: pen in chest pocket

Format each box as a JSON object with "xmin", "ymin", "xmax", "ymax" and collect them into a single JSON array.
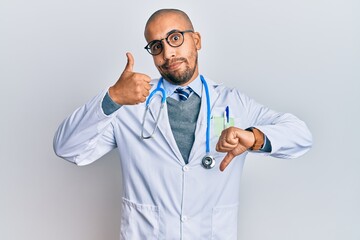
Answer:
[{"xmin": 223, "ymin": 106, "xmax": 229, "ymax": 128}]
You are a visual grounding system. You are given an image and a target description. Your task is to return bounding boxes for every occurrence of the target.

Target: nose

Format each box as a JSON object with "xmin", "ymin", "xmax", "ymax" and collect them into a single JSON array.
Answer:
[{"xmin": 161, "ymin": 40, "xmax": 176, "ymax": 60}]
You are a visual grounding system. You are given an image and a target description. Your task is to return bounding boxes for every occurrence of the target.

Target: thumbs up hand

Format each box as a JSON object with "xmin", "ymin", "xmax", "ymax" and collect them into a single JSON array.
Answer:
[{"xmin": 109, "ymin": 52, "xmax": 152, "ymax": 105}]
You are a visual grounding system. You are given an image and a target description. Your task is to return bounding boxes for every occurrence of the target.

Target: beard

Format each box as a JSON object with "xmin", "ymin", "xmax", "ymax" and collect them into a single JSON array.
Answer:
[{"xmin": 158, "ymin": 56, "xmax": 198, "ymax": 85}]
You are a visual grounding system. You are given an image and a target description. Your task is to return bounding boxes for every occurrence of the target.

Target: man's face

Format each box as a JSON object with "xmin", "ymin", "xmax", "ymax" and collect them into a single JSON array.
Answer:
[{"xmin": 145, "ymin": 13, "xmax": 201, "ymax": 85}]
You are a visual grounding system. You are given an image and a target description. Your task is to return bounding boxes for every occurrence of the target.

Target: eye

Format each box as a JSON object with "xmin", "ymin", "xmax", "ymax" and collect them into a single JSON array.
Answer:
[
  {"xmin": 150, "ymin": 41, "xmax": 162, "ymax": 53},
  {"xmin": 169, "ymin": 33, "xmax": 182, "ymax": 44}
]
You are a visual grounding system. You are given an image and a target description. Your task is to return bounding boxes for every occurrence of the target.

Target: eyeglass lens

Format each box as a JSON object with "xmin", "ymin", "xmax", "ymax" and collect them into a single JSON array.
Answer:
[{"xmin": 149, "ymin": 32, "xmax": 184, "ymax": 55}]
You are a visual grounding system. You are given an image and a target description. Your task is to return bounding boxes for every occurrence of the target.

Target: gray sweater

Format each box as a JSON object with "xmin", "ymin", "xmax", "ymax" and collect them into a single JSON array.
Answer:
[{"xmin": 166, "ymin": 94, "xmax": 201, "ymax": 164}]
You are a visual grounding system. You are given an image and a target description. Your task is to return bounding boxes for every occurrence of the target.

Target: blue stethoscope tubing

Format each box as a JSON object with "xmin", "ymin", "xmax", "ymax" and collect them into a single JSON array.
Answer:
[
  {"xmin": 141, "ymin": 81, "xmax": 166, "ymax": 139},
  {"xmin": 141, "ymin": 75, "xmax": 215, "ymax": 169}
]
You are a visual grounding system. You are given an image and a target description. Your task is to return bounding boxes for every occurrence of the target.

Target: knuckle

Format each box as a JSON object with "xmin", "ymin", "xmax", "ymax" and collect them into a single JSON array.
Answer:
[
  {"xmin": 135, "ymin": 92, "xmax": 142, "ymax": 98},
  {"xmin": 136, "ymin": 92, "xmax": 143, "ymax": 100},
  {"xmin": 134, "ymin": 85, "xmax": 142, "ymax": 93},
  {"xmin": 134, "ymin": 79, "xmax": 141, "ymax": 87}
]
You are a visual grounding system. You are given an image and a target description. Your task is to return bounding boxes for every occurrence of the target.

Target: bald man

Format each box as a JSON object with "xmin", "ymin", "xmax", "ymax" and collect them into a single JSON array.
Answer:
[{"xmin": 54, "ymin": 9, "xmax": 312, "ymax": 239}]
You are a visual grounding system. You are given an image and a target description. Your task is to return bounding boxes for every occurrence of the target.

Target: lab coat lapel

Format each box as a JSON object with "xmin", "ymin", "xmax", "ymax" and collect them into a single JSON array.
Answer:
[
  {"xmin": 147, "ymin": 91, "xmax": 184, "ymax": 164},
  {"xmin": 189, "ymin": 79, "xmax": 220, "ymax": 162}
]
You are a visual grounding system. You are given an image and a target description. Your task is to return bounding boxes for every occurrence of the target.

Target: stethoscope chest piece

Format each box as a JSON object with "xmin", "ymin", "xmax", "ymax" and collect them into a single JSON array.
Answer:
[{"xmin": 202, "ymin": 155, "xmax": 215, "ymax": 169}]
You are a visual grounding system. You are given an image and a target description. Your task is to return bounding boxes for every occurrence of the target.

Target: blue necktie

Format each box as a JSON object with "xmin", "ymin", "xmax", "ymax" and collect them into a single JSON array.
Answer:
[{"xmin": 175, "ymin": 87, "xmax": 192, "ymax": 101}]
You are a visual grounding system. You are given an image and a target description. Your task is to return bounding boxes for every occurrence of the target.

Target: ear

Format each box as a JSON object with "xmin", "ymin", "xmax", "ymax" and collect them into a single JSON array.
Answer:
[{"xmin": 193, "ymin": 32, "xmax": 202, "ymax": 50}]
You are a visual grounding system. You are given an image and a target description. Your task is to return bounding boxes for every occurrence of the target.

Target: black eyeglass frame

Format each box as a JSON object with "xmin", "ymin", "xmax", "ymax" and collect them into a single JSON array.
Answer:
[{"xmin": 144, "ymin": 29, "xmax": 194, "ymax": 55}]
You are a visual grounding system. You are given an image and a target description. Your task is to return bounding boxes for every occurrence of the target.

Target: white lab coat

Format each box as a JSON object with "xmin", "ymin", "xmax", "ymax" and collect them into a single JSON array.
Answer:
[{"xmin": 54, "ymin": 77, "xmax": 312, "ymax": 239}]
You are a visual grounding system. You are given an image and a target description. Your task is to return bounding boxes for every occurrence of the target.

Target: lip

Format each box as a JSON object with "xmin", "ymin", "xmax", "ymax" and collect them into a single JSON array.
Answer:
[{"xmin": 165, "ymin": 61, "xmax": 183, "ymax": 71}]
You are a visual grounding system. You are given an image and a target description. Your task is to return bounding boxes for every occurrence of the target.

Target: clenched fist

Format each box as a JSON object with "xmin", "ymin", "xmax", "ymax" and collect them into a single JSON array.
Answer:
[{"xmin": 109, "ymin": 52, "xmax": 151, "ymax": 105}]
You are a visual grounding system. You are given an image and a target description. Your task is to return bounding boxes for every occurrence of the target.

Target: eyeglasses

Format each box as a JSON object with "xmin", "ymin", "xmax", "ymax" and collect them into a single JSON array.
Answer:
[{"xmin": 144, "ymin": 30, "xmax": 194, "ymax": 55}]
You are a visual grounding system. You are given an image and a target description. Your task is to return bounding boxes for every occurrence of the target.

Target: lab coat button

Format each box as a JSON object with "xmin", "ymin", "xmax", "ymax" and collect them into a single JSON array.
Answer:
[
  {"xmin": 181, "ymin": 216, "xmax": 188, "ymax": 222},
  {"xmin": 182, "ymin": 165, "xmax": 189, "ymax": 172}
]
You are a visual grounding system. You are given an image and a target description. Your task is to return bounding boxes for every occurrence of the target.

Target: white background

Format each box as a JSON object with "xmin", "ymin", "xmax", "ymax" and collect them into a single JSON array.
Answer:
[{"xmin": 1, "ymin": 0, "xmax": 359, "ymax": 239}]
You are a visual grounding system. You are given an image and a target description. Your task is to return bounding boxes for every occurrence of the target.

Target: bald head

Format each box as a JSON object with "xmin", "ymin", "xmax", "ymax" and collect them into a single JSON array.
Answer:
[{"xmin": 144, "ymin": 9, "xmax": 194, "ymax": 39}]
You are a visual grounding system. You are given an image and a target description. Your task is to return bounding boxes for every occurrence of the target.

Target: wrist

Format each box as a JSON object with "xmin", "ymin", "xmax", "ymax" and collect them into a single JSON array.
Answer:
[
  {"xmin": 245, "ymin": 127, "xmax": 264, "ymax": 151},
  {"xmin": 109, "ymin": 86, "xmax": 122, "ymax": 105}
]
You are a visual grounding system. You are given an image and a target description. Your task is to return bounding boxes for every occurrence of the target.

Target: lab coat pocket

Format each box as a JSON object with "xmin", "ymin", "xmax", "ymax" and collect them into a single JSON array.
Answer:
[
  {"xmin": 211, "ymin": 107, "xmax": 235, "ymax": 138},
  {"xmin": 120, "ymin": 198, "xmax": 160, "ymax": 240},
  {"xmin": 211, "ymin": 203, "xmax": 239, "ymax": 240}
]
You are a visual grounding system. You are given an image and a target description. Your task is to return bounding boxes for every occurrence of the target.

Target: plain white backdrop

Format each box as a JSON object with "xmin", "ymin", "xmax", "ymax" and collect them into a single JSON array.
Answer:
[{"xmin": 1, "ymin": 0, "xmax": 359, "ymax": 239}]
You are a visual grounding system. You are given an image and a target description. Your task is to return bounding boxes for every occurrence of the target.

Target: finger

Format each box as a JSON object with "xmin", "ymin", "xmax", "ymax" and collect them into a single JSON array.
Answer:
[
  {"xmin": 216, "ymin": 143, "xmax": 235, "ymax": 152},
  {"xmin": 216, "ymin": 139, "xmax": 225, "ymax": 152},
  {"xmin": 144, "ymin": 83, "xmax": 151, "ymax": 91},
  {"xmin": 216, "ymin": 133, "xmax": 227, "ymax": 150},
  {"xmin": 219, "ymin": 152, "xmax": 235, "ymax": 172},
  {"xmin": 217, "ymin": 145, "xmax": 237, "ymax": 153},
  {"xmin": 142, "ymin": 89, "xmax": 150, "ymax": 98},
  {"xmin": 135, "ymin": 73, "xmax": 151, "ymax": 83},
  {"xmin": 142, "ymin": 75, "xmax": 151, "ymax": 83},
  {"xmin": 139, "ymin": 96, "xmax": 147, "ymax": 103},
  {"xmin": 124, "ymin": 52, "xmax": 134, "ymax": 72},
  {"xmin": 222, "ymin": 134, "xmax": 239, "ymax": 145},
  {"xmin": 220, "ymin": 138, "xmax": 238, "ymax": 148},
  {"xmin": 216, "ymin": 138, "xmax": 237, "ymax": 152}
]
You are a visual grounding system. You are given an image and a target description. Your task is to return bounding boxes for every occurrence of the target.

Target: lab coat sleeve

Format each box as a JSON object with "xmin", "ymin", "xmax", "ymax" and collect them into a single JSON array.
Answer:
[
  {"xmin": 238, "ymin": 91, "xmax": 313, "ymax": 158},
  {"xmin": 53, "ymin": 89, "xmax": 117, "ymax": 166}
]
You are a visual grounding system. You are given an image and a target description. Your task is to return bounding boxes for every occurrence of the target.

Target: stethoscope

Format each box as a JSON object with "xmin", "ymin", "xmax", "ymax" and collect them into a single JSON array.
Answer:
[{"xmin": 141, "ymin": 75, "xmax": 215, "ymax": 169}]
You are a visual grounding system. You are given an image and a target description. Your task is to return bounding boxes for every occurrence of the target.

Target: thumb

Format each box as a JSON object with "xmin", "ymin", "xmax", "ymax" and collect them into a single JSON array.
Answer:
[
  {"xmin": 124, "ymin": 52, "xmax": 134, "ymax": 72},
  {"xmin": 219, "ymin": 152, "xmax": 235, "ymax": 172}
]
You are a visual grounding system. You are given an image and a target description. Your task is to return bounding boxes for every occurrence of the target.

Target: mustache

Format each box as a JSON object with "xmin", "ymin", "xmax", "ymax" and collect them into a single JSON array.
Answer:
[{"xmin": 161, "ymin": 58, "xmax": 187, "ymax": 68}]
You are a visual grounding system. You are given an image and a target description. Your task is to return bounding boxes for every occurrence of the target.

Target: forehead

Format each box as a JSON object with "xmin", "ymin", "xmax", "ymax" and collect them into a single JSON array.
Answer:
[{"xmin": 145, "ymin": 13, "xmax": 190, "ymax": 42}]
